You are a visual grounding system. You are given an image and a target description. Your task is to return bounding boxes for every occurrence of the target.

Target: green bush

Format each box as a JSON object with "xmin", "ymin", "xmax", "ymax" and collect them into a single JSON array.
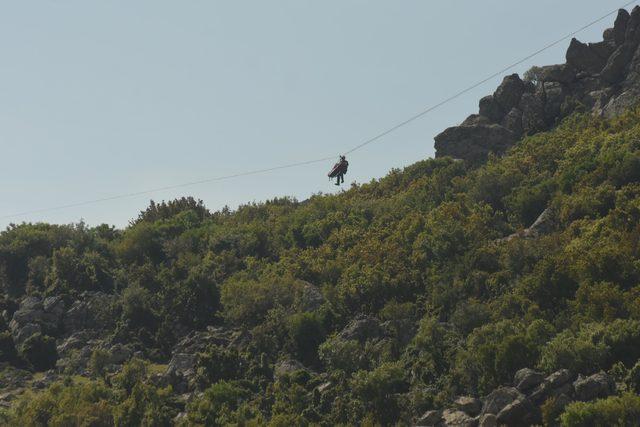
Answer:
[
  {"xmin": 560, "ymin": 393, "xmax": 640, "ymax": 426},
  {"xmin": 114, "ymin": 382, "xmax": 176, "ymax": 427},
  {"xmin": 539, "ymin": 328, "xmax": 608, "ymax": 374},
  {"xmin": 19, "ymin": 333, "xmax": 57, "ymax": 371},
  {"xmin": 351, "ymin": 362, "xmax": 408, "ymax": 424},
  {"xmin": 112, "ymin": 358, "xmax": 147, "ymax": 394},
  {"xmin": 187, "ymin": 381, "xmax": 249, "ymax": 426},
  {"xmin": 0, "ymin": 331, "xmax": 18, "ymax": 364},
  {"xmin": 319, "ymin": 337, "xmax": 365, "ymax": 374},
  {"xmin": 196, "ymin": 345, "xmax": 243, "ymax": 387},
  {"xmin": 89, "ymin": 349, "xmax": 111, "ymax": 378},
  {"xmin": 287, "ymin": 312, "xmax": 325, "ymax": 365},
  {"xmin": 7, "ymin": 380, "xmax": 116, "ymax": 426}
]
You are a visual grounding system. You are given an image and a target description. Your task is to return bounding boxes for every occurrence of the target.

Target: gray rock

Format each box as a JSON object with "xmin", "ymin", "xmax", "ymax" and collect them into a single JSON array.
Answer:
[
  {"xmin": 525, "ymin": 207, "xmax": 555, "ymax": 238},
  {"xmin": 614, "ymin": 9, "xmax": 631, "ymax": 46},
  {"xmin": 533, "ymin": 64, "xmax": 576, "ymax": 84},
  {"xmin": 481, "ymin": 387, "xmax": 523, "ymax": 416},
  {"xmin": 63, "ymin": 292, "xmax": 116, "ymax": 334},
  {"xmin": 300, "ymin": 281, "xmax": 324, "ymax": 312},
  {"xmin": 589, "ymin": 41, "xmax": 617, "ymax": 61},
  {"xmin": 602, "ymin": 84, "xmax": 640, "ymax": 118},
  {"xmin": 462, "ymin": 114, "xmax": 492, "ymax": 127},
  {"xmin": 601, "ymin": 42, "xmax": 636, "ymax": 84},
  {"xmin": 543, "ymin": 81, "xmax": 567, "ymax": 124},
  {"xmin": 43, "ymin": 296, "xmax": 65, "ymax": 316},
  {"xmin": 494, "ymin": 74, "xmax": 526, "ymax": 112},
  {"xmin": 20, "ymin": 297, "xmax": 42, "ymax": 311},
  {"xmin": 573, "ymin": 372, "xmax": 616, "ymax": 401},
  {"xmin": 479, "ymin": 95, "xmax": 505, "ymax": 122},
  {"xmin": 167, "ymin": 353, "xmax": 196, "ymax": 376},
  {"xmin": 454, "ymin": 396, "xmax": 482, "ymax": 416},
  {"xmin": 56, "ymin": 331, "xmax": 97, "ymax": 357},
  {"xmin": 501, "ymin": 108, "xmax": 523, "ymax": 136},
  {"xmin": 566, "ymin": 38, "xmax": 607, "ymax": 75},
  {"xmin": 9, "ymin": 295, "xmax": 65, "ymax": 340},
  {"xmin": 546, "ymin": 369, "xmax": 573, "ymax": 389},
  {"xmin": 625, "ymin": 6, "xmax": 640, "ymax": 44},
  {"xmin": 107, "ymin": 343, "xmax": 132, "ymax": 364},
  {"xmin": 174, "ymin": 328, "xmax": 231, "ymax": 355},
  {"xmin": 274, "ymin": 359, "xmax": 306, "ymax": 379},
  {"xmin": 416, "ymin": 409, "xmax": 442, "ymax": 426},
  {"xmin": 496, "ymin": 398, "xmax": 537, "ymax": 426},
  {"xmin": 603, "ymin": 28, "xmax": 615, "ymax": 43},
  {"xmin": 530, "ymin": 369, "xmax": 574, "ymax": 404},
  {"xmin": 338, "ymin": 316, "xmax": 382, "ymax": 342},
  {"xmin": 514, "ymin": 368, "xmax": 544, "ymax": 392},
  {"xmin": 519, "ymin": 92, "xmax": 546, "ymax": 135},
  {"xmin": 316, "ymin": 381, "xmax": 332, "ymax": 394},
  {"xmin": 434, "ymin": 124, "xmax": 516, "ymax": 164},
  {"xmin": 12, "ymin": 323, "xmax": 41, "ymax": 345},
  {"xmin": 11, "ymin": 301, "xmax": 45, "ymax": 328},
  {"xmin": 173, "ymin": 412, "xmax": 188, "ymax": 424},
  {"xmin": 441, "ymin": 409, "xmax": 477, "ymax": 427},
  {"xmin": 163, "ymin": 352, "xmax": 197, "ymax": 394},
  {"xmin": 478, "ymin": 414, "xmax": 497, "ymax": 427}
]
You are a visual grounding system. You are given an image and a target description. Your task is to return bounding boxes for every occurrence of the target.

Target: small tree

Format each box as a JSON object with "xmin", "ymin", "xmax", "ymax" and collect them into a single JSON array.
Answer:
[
  {"xmin": 0, "ymin": 331, "xmax": 19, "ymax": 364},
  {"xmin": 88, "ymin": 349, "xmax": 111, "ymax": 379},
  {"xmin": 20, "ymin": 333, "xmax": 57, "ymax": 371}
]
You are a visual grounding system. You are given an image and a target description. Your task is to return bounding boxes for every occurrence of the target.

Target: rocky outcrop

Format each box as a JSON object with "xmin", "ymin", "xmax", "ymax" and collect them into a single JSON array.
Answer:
[
  {"xmin": 499, "ymin": 206, "xmax": 556, "ymax": 242},
  {"xmin": 299, "ymin": 281, "xmax": 325, "ymax": 312},
  {"xmin": 415, "ymin": 368, "xmax": 617, "ymax": 426},
  {"xmin": 481, "ymin": 387, "xmax": 524, "ymax": 416},
  {"xmin": 338, "ymin": 315, "xmax": 383, "ymax": 342},
  {"xmin": 513, "ymin": 368, "xmax": 544, "ymax": 393},
  {"xmin": 573, "ymin": 372, "xmax": 616, "ymax": 402},
  {"xmin": 454, "ymin": 396, "xmax": 482, "ymax": 417},
  {"xmin": 435, "ymin": 7, "xmax": 640, "ymax": 164},
  {"xmin": 434, "ymin": 124, "xmax": 517, "ymax": 164},
  {"xmin": 9, "ymin": 296, "xmax": 65, "ymax": 345},
  {"xmin": 159, "ymin": 326, "xmax": 249, "ymax": 393},
  {"xmin": 274, "ymin": 359, "xmax": 308, "ymax": 379},
  {"xmin": 62, "ymin": 292, "xmax": 117, "ymax": 334}
]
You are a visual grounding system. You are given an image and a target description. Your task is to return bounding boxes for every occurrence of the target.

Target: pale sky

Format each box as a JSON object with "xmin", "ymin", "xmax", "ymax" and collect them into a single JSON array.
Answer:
[{"xmin": 0, "ymin": 1, "xmax": 629, "ymax": 228}]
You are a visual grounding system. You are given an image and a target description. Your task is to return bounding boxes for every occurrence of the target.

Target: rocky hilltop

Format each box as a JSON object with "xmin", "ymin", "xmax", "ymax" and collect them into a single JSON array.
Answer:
[{"xmin": 435, "ymin": 7, "xmax": 640, "ymax": 163}]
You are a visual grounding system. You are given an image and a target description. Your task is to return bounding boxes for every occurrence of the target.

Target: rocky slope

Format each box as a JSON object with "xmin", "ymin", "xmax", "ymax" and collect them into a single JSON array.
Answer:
[{"xmin": 417, "ymin": 369, "xmax": 616, "ymax": 426}]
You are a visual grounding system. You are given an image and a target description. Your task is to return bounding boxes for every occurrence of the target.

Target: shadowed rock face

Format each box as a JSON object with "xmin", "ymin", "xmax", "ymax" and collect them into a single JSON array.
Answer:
[
  {"xmin": 434, "ymin": 124, "xmax": 516, "ymax": 163},
  {"xmin": 434, "ymin": 7, "xmax": 640, "ymax": 164}
]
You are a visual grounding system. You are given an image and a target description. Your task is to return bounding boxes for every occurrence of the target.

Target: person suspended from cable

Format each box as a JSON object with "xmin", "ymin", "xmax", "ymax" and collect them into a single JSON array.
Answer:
[{"xmin": 328, "ymin": 155, "xmax": 349, "ymax": 186}]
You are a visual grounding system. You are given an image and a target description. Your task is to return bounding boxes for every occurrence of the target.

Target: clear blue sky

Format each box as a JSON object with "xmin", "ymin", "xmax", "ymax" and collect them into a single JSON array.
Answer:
[{"xmin": 0, "ymin": 1, "xmax": 629, "ymax": 228}]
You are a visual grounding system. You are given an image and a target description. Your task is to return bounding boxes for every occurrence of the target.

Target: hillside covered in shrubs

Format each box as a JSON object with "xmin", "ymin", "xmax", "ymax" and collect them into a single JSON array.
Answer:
[
  {"xmin": 2, "ymin": 108, "xmax": 640, "ymax": 425},
  {"xmin": 5, "ymin": 8, "xmax": 640, "ymax": 426}
]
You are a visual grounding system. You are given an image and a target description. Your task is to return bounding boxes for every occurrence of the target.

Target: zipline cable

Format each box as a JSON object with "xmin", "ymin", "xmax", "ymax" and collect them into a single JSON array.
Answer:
[
  {"xmin": 1, "ymin": 156, "xmax": 336, "ymax": 219},
  {"xmin": 2, "ymin": 0, "xmax": 637, "ymax": 221}
]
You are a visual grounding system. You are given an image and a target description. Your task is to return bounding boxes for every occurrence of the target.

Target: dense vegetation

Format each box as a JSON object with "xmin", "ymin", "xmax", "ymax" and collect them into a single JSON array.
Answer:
[{"xmin": 3, "ymin": 108, "xmax": 640, "ymax": 425}]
